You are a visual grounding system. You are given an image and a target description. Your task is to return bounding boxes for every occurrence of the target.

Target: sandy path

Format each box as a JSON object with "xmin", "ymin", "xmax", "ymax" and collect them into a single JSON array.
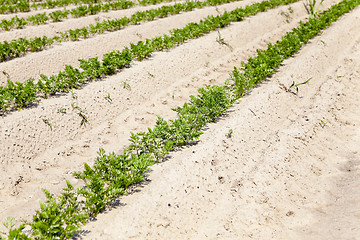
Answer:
[
  {"xmin": 81, "ymin": 6, "xmax": 360, "ymax": 239},
  {"xmin": 0, "ymin": 0, "xmax": 328, "ymax": 224}
]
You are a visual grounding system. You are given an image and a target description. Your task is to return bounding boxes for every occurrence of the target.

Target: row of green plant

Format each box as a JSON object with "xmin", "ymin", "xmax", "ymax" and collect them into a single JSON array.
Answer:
[
  {"xmin": 0, "ymin": 0, "xmax": 126, "ymax": 14},
  {"xmin": 1, "ymin": 0, "xmax": 359, "ymax": 238},
  {"xmin": 0, "ymin": 0, "xmax": 180, "ymax": 14},
  {"xmin": 2, "ymin": 1, "xmax": 136, "ymax": 29},
  {"xmin": 0, "ymin": 0, "xmax": 136, "ymax": 31},
  {"xmin": 0, "ymin": 0, "xmax": 300, "ymax": 113},
  {"xmin": 0, "ymin": 0, "xmax": 34, "ymax": 4},
  {"xmin": 0, "ymin": 0, "xmax": 244, "ymax": 31},
  {"xmin": 0, "ymin": 0, "xmax": 31, "ymax": 13},
  {"xmin": 0, "ymin": 0, "xmax": 240, "ymax": 59},
  {"xmin": 0, "ymin": 0, "xmax": 212, "ymax": 61},
  {"xmin": 0, "ymin": 0, "xmax": 297, "ymax": 64},
  {"xmin": 0, "ymin": 0, "xmax": 106, "ymax": 4},
  {"xmin": 0, "ymin": 0, "xmax": 44, "ymax": 4},
  {"xmin": 0, "ymin": 0, "xmax": 174, "ymax": 6},
  {"xmin": 137, "ymin": 0, "xmax": 176, "ymax": 6}
]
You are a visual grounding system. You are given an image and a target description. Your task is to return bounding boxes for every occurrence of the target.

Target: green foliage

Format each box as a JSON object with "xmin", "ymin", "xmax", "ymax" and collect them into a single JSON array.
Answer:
[
  {"xmin": 138, "ymin": 0, "xmax": 174, "ymax": 5},
  {"xmin": 173, "ymin": 85, "xmax": 233, "ymax": 129},
  {"xmin": 28, "ymin": 13, "xmax": 49, "ymax": 25},
  {"xmin": 49, "ymin": 10, "xmax": 69, "ymax": 22},
  {"xmin": 230, "ymin": 66, "xmax": 247, "ymax": 97},
  {"xmin": 79, "ymin": 57, "xmax": 103, "ymax": 80},
  {"xmin": 29, "ymin": 182, "xmax": 88, "ymax": 239},
  {"xmin": 130, "ymin": 40, "xmax": 154, "ymax": 61},
  {"xmin": 102, "ymin": 48, "xmax": 132, "ymax": 75},
  {"xmin": 0, "ymin": 79, "xmax": 37, "ymax": 112},
  {"xmin": 73, "ymin": 149, "xmax": 152, "ymax": 215},
  {"xmin": 1, "ymin": 217, "xmax": 31, "ymax": 240}
]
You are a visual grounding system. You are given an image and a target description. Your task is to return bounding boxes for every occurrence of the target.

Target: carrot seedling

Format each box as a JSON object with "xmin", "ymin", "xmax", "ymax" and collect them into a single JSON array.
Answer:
[
  {"xmin": 79, "ymin": 112, "xmax": 88, "ymax": 127},
  {"xmin": 105, "ymin": 93, "xmax": 112, "ymax": 103},
  {"xmin": 318, "ymin": 119, "xmax": 328, "ymax": 128},
  {"xmin": 148, "ymin": 72, "xmax": 155, "ymax": 78},
  {"xmin": 216, "ymin": 31, "xmax": 233, "ymax": 51},
  {"xmin": 123, "ymin": 81, "xmax": 131, "ymax": 90},
  {"xmin": 226, "ymin": 129, "xmax": 233, "ymax": 138},
  {"xmin": 57, "ymin": 108, "xmax": 66, "ymax": 114},
  {"xmin": 289, "ymin": 77, "xmax": 312, "ymax": 94},
  {"xmin": 43, "ymin": 119, "xmax": 52, "ymax": 131}
]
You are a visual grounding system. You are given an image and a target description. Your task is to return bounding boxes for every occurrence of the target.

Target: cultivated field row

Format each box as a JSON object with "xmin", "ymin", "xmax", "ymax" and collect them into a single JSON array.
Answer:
[
  {"xmin": 0, "ymin": 0, "xmax": 359, "ymax": 238},
  {"xmin": 0, "ymin": 0, "xmax": 263, "ymax": 83}
]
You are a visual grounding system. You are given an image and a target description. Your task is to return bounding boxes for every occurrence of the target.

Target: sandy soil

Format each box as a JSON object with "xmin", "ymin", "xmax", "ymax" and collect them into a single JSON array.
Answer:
[{"xmin": 0, "ymin": 0, "xmax": 359, "ymax": 239}]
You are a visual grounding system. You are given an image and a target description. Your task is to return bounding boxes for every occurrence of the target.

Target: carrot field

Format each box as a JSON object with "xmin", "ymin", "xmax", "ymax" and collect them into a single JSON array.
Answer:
[{"xmin": 0, "ymin": 0, "xmax": 359, "ymax": 238}]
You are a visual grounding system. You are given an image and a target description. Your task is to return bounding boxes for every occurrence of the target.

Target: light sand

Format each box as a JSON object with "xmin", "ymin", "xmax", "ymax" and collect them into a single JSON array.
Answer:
[{"xmin": 0, "ymin": 0, "xmax": 359, "ymax": 239}]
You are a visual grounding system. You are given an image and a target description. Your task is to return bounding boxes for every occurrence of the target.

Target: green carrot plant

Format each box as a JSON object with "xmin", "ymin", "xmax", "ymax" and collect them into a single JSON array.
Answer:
[
  {"xmin": 1, "ymin": 0, "xmax": 358, "ymax": 238},
  {"xmin": 0, "ymin": 217, "xmax": 30, "ymax": 240}
]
